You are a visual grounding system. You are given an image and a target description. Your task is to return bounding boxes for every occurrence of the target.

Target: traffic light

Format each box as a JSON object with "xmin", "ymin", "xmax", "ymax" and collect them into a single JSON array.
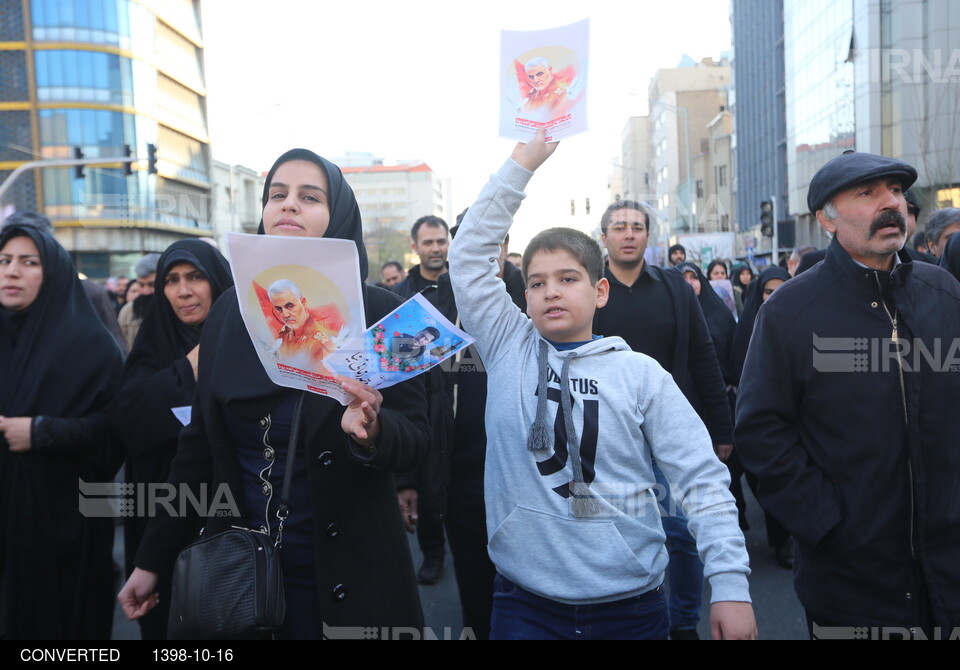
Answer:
[
  {"xmin": 760, "ymin": 200, "xmax": 773, "ymax": 237},
  {"xmin": 570, "ymin": 199, "xmax": 575, "ymax": 216},
  {"xmin": 147, "ymin": 143, "xmax": 158, "ymax": 174},
  {"xmin": 123, "ymin": 144, "xmax": 134, "ymax": 176},
  {"xmin": 74, "ymin": 146, "xmax": 84, "ymax": 179},
  {"xmin": 585, "ymin": 198, "xmax": 591, "ymax": 215}
]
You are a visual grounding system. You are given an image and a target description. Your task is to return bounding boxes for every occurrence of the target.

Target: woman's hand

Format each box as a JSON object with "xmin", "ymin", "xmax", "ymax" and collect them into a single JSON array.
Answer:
[
  {"xmin": 337, "ymin": 376, "xmax": 383, "ymax": 449},
  {"xmin": 118, "ymin": 568, "xmax": 160, "ymax": 620},
  {"xmin": 0, "ymin": 416, "xmax": 33, "ymax": 452}
]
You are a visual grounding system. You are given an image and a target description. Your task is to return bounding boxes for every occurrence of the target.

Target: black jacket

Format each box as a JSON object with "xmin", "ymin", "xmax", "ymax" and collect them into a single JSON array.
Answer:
[
  {"xmin": 391, "ymin": 265, "xmax": 456, "ymax": 517},
  {"xmin": 735, "ymin": 239, "xmax": 960, "ymax": 627},
  {"xmin": 448, "ymin": 260, "xmax": 527, "ymax": 473},
  {"xmin": 594, "ymin": 264, "xmax": 733, "ymax": 445},
  {"xmin": 135, "ymin": 285, "xmax": 430, "ymax": 630},
  {"xmin": 796, "ymin": 245, "xmax": 937, "ymax": 275}
]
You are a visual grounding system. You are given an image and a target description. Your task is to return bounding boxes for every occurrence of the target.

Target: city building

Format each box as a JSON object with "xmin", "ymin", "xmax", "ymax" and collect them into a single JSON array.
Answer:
[
  {"xmin": 647, "ymin": 56, "xmax": 732, "ymax": 240},
  {"xmin": 339, "ymin": 159, "xmax": 445, "ymax": 272},
  {"xmin": 735, "ymin": 0, "xmax": 960, "ymax": 249},
  {"xmin": 731, "ymin": 0, "xmax": 791, "ymax": 260},
  {"xmin": 692, "ymin": 109, "xmax": 735, "ymax": 235},
  {"xmin": 210, "ymin": 159, "xmax": 264, "ymax": 241},
  {"xmin": 0, "ymin": 0, "xmax": 212, "ymax": 278}
]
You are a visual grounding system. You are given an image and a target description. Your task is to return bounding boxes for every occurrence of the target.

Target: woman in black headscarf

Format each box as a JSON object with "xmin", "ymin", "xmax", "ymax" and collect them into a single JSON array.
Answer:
[
  {"xmin": 0, "ymin": 225, "xmax": 124, "ymax": 639},
  {"xmin": 112, "ymin": 239, "xmax": 233, "ymax": 639},
  {"xmin": 675, "ymin": 261, "xmax": 737, "ymax": 384},
  {"xmin": 731, "ymin": 263, "xmax": 755, "ymax": 308},
  {"xmin": 939, "ymin": 232, "xmax": 960, "ymax": 283},
  {"xmin": 119, "ymin": 149, "xmax": 430, "ymax": 638},
  {"xmin": 729, "ymin": 266, "xmax": 793, "ymax": 566}
]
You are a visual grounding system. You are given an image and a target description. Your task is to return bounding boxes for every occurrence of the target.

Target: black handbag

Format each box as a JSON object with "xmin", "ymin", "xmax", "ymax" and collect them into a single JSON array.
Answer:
[{"xmin": 167, "ymin": 393, "xmax": 305, "ymax": 640}]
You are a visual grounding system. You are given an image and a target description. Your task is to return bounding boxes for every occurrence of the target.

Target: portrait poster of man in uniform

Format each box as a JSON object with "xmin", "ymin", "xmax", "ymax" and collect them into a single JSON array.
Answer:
[
  {"xmin": 326, "ymin": 292, "xmax": 473, "ymax": 390},
  {"xmin": 499, "ymin": 19, "xmax": 589, "ymax": 141},
  {"xmin": 226, "ymin": 233, "xmax": 365, "ymax": 405}
]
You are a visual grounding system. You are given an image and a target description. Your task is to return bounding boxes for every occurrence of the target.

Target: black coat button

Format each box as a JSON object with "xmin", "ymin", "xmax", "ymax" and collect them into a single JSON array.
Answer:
[
  {"xmin": 318, "ymin": 451, "xmax": 334, "ymax": 468},
  {"xmin": 258, "ymin": 416, "xmax": 270, "ymax": 430},
  {"xmin": 331, "ymin": 583, "xmax": 346, "ymax": 600},
  {"xmin": 261, "ymin": 481, "xmax": 272, "ymax": 495},
  {"xmin": 263, "ymin": 447, "xmax": 275, "ymax": 461},
  {"xmin": 325, "ymin": 523, "xmax": 339, "ymax": 539}
]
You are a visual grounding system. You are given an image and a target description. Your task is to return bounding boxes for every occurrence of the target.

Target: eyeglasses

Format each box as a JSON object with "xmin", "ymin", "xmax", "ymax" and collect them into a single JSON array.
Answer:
[{"xmin": 606, "ymin": 223, "xmax": 646, "ymax": 234}]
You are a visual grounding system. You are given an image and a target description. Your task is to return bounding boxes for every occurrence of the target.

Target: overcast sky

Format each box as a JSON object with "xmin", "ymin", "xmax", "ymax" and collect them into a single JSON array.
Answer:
[{"xmin": 200, "ymin": 1, "xmax": 732, "ymax": 250}]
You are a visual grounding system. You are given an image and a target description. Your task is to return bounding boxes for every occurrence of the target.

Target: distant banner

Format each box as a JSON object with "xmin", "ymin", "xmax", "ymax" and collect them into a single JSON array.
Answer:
[{"xmin": 500, "ymin": 18, "xmax": 589, "ymax": 141}]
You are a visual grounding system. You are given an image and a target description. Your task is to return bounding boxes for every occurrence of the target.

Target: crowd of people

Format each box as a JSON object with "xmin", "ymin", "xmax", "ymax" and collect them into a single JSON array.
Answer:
[{"xmin": 1, "ymin": 136, "xmax": 959, "ymax": 640}]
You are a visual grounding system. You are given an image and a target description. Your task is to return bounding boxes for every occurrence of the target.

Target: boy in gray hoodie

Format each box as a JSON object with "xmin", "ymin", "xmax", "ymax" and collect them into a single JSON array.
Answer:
[{"xmin": 448, "ymin": 131, "xmax": 756, "ymax": 640}]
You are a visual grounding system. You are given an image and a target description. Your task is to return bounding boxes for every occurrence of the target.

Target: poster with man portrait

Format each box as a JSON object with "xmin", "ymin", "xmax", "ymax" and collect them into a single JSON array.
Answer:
[
  {"xmin": 325, "ymin": 293, "xmax": 475, "ymax": 390},
  {"xmin": 226, "ymin": 232, "xmax": 365, "ymax": 405},
  {"xmin": 500, "ymin": 18, "xmax": 589, "ymax": 141}
]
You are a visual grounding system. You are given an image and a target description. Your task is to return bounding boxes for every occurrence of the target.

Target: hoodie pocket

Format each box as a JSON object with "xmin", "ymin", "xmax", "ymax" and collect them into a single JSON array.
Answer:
[{"xmin": 488, "ymin": 505, "xmax": 666, "ymax": 603}]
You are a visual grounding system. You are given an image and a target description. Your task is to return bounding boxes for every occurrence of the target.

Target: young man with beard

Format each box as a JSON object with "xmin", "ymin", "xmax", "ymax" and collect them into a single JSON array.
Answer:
[
  {"xmin": 736, "ymin": 152, "xmax": 960, "ymax": 636},
  {"xmin": 592, "ymin": 200, "xmax": 733, "ymax": 639}
]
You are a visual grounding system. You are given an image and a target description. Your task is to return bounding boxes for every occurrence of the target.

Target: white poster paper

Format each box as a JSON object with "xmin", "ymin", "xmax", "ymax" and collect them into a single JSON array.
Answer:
[
  {"xmin": 226, "ymin": 232, "xmax": 365, "ymax": 405},
  {"xmin": 499, "ymin": 18, "xmax": 589, "ymax": 141}
]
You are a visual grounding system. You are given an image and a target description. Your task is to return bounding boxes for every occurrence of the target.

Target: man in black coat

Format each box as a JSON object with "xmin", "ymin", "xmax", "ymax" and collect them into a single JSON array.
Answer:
[
  {"xmin": 592, "ymin": 201, "xmax": 733, "ymax": 640},
  {"xmin": 392, "ymin": 215, "xmax": 455, "ymax": 585},
  {"xmin": 735, "ymin": 151, "xmax": 960, "ymax": 636}
]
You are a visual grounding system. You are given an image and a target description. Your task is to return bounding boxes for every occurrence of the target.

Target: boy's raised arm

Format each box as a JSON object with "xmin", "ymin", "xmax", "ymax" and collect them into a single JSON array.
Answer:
[{"xmin": 448, "ymin": 130, "xmax": 559, "ymax": 365}]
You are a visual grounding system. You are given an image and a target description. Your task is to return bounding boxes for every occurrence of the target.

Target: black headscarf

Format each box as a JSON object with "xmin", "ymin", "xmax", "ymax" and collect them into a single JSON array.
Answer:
[
  {"xmin": 124, "ymin": 240, "xmax": 233, "ymax": 374},
  {"xmin": 938, "ymin": 232, "xmax": 960, "ymax": 284},
  {"xmin": 675, "ymin": 261, "xmax": 737, "ymax": 382},
  {"xmin": 209, "ymin": 149, "xmax": 370, "ymax": 419},
  {"xmin": 0, "ymin": 225, "xmax": 124, "ymax": 639},
  {"xmin": 257, "ymin": 148, "xmax": 368, "ymax": 281},
  {"xmin": 113, "ymin": 240, "xmax": 233, "ymax": 459},
  {"xmin": 731, "ymin": 263, "xmax": 755, "ymax": 298},
  {"xmin": 0, "ymin": 225, "xmax": 122, "ymax": 421},
  {"xmin": 730, "ymin": 266, "xmax": 792, "ymax": 385}
]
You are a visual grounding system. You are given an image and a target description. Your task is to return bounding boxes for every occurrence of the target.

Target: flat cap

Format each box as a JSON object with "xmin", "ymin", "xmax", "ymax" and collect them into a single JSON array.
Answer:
[{"xmin": 807, "ymin": 152, "xmax": 917, "ymax": 214}]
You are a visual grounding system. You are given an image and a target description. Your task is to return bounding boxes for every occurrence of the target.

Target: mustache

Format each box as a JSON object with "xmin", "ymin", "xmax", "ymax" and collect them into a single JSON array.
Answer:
[{"xmin": 868, "ymin": 210, "xmax": 906, "ymax": 238}]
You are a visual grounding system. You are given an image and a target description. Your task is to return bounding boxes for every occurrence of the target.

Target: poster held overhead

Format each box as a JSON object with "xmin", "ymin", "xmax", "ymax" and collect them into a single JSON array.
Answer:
[{"xmin": 500, "ymin": 18, "xmax": 589, "ymax": 142}]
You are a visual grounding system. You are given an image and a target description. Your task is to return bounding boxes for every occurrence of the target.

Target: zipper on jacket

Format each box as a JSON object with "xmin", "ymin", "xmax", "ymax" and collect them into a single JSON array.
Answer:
[{"xmin": 874, "ymin": 272, "xmax": 915, "ymax": 559}]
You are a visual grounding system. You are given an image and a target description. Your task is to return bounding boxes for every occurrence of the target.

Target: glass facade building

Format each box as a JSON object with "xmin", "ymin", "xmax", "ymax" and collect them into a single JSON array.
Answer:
[
  {"xmin": 731, "ymin": 0, "xmax": 790, "ymax": 249},
  {"xmin": 0, "ymin": 0, "xmax": 211, "ymax": 277},
  {"xmin": 784, "ymin": 0, "xmax": 856, "ymax": 235}
]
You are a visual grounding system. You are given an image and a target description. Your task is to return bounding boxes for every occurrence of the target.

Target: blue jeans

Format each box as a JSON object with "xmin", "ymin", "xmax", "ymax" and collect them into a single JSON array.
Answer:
[
  {"xmin": 654, "ymin": 461, "xmax": 704, "ymax": 631},
  {"xmin": 490, "ymin": 574, "xmax": 669, "ymax": 640}
]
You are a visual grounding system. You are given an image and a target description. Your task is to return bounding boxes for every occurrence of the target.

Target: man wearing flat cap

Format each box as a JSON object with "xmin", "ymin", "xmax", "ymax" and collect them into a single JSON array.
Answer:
[{"xmin": 735, "ymin": 151, "xmax": 960, "ymax": 637}]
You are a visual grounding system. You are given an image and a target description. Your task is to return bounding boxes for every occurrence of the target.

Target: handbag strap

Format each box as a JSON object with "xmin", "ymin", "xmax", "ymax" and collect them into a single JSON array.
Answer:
[{"xmin": 275, "ymin": 391, "xmax": 306, "ymax": 547}]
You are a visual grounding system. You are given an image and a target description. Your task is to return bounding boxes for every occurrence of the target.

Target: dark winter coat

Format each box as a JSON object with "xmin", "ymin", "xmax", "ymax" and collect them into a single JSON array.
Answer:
[
  {"xmin": 735, "ymin": 238, "xmax": 960, "ymax": 627},
  {"xmin": 134, "ymin": 284, "xmax": 430, "ymax": 630},
  {"xmin": 594, "ymin": 264, "xmax": 733, "ymax": 445}
]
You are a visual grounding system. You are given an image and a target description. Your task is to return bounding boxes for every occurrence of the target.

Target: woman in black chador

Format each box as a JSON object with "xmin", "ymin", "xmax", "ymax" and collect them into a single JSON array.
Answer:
[
  {"xmin": 0, "ymin": 225, "xmax": 124, "ymax": 639},
  {"xmin": 112, "ymin": 239, "xmax": 233, "ymax": 639},
  {"xmin": 118, "ymin": 149, "xmax": 430, "ymax": 639}
]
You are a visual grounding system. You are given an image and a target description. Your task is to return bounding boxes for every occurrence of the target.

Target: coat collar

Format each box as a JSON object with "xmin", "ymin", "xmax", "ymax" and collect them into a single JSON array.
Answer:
[{"xmin": 824, "ymin": 237, "xmax": 914, "ymax": 292}]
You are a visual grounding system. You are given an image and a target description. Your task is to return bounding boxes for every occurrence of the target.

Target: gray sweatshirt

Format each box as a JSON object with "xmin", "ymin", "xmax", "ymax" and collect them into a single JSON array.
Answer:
[{"xmin": 448, "ymin": 158, "xmax": 750, "ymax": 605}]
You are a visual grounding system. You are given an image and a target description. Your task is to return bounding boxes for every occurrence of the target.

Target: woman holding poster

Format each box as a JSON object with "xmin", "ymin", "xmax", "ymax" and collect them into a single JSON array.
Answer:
[
  {"xmin": 0, "ymin": 224, "xmax": 124, "ymax": 639},
  {"xmin": 119, "ymin": 149, "xmax": 430, "ymax": 638}
]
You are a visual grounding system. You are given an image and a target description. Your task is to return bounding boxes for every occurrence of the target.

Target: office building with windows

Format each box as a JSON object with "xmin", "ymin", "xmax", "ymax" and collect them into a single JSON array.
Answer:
[{"xmin": 0, "ymin": 0, "xmax": 211, "ymax": 278}]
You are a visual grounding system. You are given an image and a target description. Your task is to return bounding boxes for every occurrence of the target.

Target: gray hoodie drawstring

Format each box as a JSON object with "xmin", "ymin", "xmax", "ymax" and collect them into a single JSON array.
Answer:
[{"xmin": 527, "ymin": 339, "xmax": 598, "ymax": 518}]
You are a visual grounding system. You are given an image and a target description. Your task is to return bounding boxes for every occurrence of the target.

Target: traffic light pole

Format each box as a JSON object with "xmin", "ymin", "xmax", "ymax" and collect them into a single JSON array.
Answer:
[
  {"xmin": 771, "ymin": 193, "xmax": 779, "ymax": 268},
  {"xmin": 0, "ymin": 155, "xmax": 140, "ymax": 204}
]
